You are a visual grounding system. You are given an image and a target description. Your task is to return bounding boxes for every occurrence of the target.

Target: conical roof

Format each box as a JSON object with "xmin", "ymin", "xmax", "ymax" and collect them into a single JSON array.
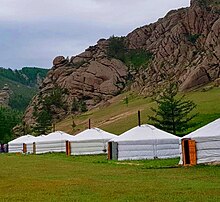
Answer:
[
  {"xmin": 70, "ymin": 128, "xmax": 117, "ymax": 141},
  {"xmin": 183, "ymin": 118, "xmax": 220, "ymax": 139},
  {"xmin": 8, "ymin": 135, "xmax": 35, "ymax": 144},
  {"xmin": 35, "ymin": 131, "xmax": 73, "ymax": 142},
  {"xmin": 111, "ymin": 124, "xmax": 179, "ymax": 142}
]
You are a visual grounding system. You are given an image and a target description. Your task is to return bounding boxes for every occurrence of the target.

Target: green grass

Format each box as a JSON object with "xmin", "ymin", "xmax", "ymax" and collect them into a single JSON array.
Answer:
[
  {"xmin": 56, "ymin": 87, "xmax": 220, "ymax": 136},
  {"xmin": 0, "ymin": 153, "xmax": 219, "ymax": 201}
]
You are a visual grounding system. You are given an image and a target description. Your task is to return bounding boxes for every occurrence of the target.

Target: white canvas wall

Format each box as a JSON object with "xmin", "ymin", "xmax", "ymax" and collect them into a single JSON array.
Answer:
[
  {"xmin": 110, "ymin": 125, "xmax": 180, "ymax": 161},
  {"xmin": 8, "ymin": 135, "xmax": 34, "ymax": 153},
  {"xmin": 180, "ymin": 118, "xmax": 220, "ymax": 164},
  {"xmin": 70, "ymin": 140, "xmax": 108, "ymax": 155},
  {"xmin": 34, "ymin": 131, "xmax": 73, "ymax": 154},
  {"xmin": 69, "ymin": 128, "xmax": 117, "ymax": 155},
  {"xmin": 117, "ymin": 140, "xmax": 180, "ymax": 161},
  {"xmin": 35, "ymin": 140, "xmax": 67, "ymax": 154}
]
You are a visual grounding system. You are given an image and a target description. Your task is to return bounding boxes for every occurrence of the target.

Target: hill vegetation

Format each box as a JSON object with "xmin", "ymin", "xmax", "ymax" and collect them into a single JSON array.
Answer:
[
  {"xmin": 0, "ymin": 67, "xmax": 48, "ymax": 111},
  {"xmin": 55, "ymin": 87, "xmax": 220, "ymax": 136},
  {"xmin": 0, "ymin": 67, "xmax": 49, "ymax": 142}
]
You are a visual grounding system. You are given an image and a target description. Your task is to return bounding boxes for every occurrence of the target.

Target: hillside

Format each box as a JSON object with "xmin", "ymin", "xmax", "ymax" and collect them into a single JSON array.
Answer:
[
  {"xmin": 55, "ymin": 87, "xmax": 220, "ymax": 136},
  {"xmin": 23, "ymin": 0, "xmax": 220, "ymax": 128},
  {"xmin": 0, "ymin": 67, "xmax": 48, "ymax": 111}
]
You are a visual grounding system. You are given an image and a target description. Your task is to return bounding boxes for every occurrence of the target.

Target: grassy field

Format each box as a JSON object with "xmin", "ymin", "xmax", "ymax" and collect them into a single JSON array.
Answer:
[
  {"xmin": 0, "ymin": 153, "xmax": 220, "ymax": 202},
  {"xmin": 56, "ymin": 87, "xmax": 220, "ymax": 136}
]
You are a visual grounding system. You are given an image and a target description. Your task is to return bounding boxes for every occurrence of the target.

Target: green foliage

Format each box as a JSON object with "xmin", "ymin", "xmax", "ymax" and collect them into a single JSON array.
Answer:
[
  {"xmin": 107, "ymin": 36, "xmax": 153, "ymax": 70},
  {"xmin": 148, "ymin": 83, "xmax": 197, "ymax": 136},
  {"xmin": 71, "ymin": 98, "xmax": 88, "ymax": 113},
  {"xmin": 0, "ymin": 67, "xmax": 48, "ymax": 87},
  {"xmin": 124, "ymin": 49, "xmax": 154, "ymax": 70},
  {"xmin": 8, "ymin": 91, "xmax": 36, "ymax": 111},
  {"xmin": 0, "ymin": 67, "xmax": 48, "ymax": 112},
  {"xmin": 123, "ymin": 96, "xmax": 129, "ymax": 107},
  {"xmin": 32, "ymin": 108, "xmax": 52, "ymax": 135},
  {"xmin": 0, "ymin": 107, "xmax": 22, "ymax": 143},
  {"xmin": 107, "ymin": 36, "xmax": 127, "ymax": 61},
  {"xmin": 186, "ymin": 34, "xmax": 201, "ymax": 44},
  {"xmin": 32, "ymin": 86, "xmax": 69, "ymax": 135},
  {"xmin": 44, "ymin": 87, "xmax": 64, "ymax": 108}
]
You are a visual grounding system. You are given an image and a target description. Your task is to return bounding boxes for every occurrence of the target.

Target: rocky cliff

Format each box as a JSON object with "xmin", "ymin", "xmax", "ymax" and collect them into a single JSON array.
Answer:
[
  {"xmin": 0, "ymin": 85, "xmax": 11, "ymax": 107},
  {"xmin": 24, "ymin": 0, "xmax": 220, "ymax": 126}
]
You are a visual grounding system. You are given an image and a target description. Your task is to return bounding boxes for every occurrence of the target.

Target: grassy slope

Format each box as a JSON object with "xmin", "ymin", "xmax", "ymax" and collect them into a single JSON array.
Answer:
[
  {"xmin": 0, "ymin": 154, "xmax": 219, "ymax": 202},
  {"xmin": 56, "ymin": 87, "xmax": 220, "ymax": 136}
]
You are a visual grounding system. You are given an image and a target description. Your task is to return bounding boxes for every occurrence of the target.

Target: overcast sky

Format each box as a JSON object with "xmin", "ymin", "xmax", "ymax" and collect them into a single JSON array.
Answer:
[{"xmin": 0, "ymin": 0, "xmax": 190, "ymax": 69}]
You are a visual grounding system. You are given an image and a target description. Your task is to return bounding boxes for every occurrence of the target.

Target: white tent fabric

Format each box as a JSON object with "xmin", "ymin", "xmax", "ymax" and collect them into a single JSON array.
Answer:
[
  {"xmin": 110, "ymin": 124, "xmax": 180, "ymax": 161},
  {"xmin": 24, "ymin": 135, "xmax": 46, "ymax": 154},
  {"xmin": 180, "ymin": 118, "xmax": 220, "ymax": 164},
  {"xmin": 35, "ymin": 131, "xmax": 73, "ymax": 154},
  {"xmin": 8, "ymin": 135, "xmax": 35, "ymax": 153},
  {"xmin": 69, "ymin": 128, "xmax": 117, "ymax": 155}
]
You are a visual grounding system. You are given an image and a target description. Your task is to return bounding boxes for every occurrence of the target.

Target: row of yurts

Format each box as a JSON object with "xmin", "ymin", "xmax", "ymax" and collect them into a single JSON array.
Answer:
[{"xmin": 8, "ymin": 114, "xmax": 220, "ymax": 166}]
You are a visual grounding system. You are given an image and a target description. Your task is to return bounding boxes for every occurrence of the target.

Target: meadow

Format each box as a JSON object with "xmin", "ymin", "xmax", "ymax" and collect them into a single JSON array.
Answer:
[
  {"xmin": 0, "ymin": 153, "xmax": 219, "ymax": 202},
  {"xmin": 56, "ymin": 87, "xmax": 220, "ymax": 136}
]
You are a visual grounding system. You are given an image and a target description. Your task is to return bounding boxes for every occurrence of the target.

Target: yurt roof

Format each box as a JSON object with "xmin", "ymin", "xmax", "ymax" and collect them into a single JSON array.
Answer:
[
  {"xmin": 35, "ymin": 131, "xmax": 73, "ymax": 142},
  {"xmin": 24, "ymin": 135, "xmax": 46, "ymax": 144},
  {"xmin": 70, "ymin": 128, "xmax": 117, "ymax": 141},
  {"xmin": 183, "ymin": 118, "xmax": 220, "ymax": 139},
  {"xmin": 110, "ymin": 124, "xmax": 180, "ymax": 142},
  {"xmin": 8, "ymin": 135, "xmax": 35, "ymax": 144}
]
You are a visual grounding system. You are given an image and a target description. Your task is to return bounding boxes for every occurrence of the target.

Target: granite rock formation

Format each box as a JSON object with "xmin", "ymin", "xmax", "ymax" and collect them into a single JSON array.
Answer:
[{"xmin": 24, "ymin": 0, "xmax": 220, "ymax": 126}]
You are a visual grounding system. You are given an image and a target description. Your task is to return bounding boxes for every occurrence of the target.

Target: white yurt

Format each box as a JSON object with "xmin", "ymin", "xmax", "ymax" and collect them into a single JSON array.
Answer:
[
  {"xmin": 68, "ymin": 128, "xmax": 117, "ymax": 155},
  {"xmin": 180, "ymin": 118, "xmax": 220, "ymax": 165},
  {"xmin": 8, "ymin": 135, "xmax": 35, "ymax": 153},
  {"xmin": 108, "ymin": 124, "xmax": 180, "ymax": 161},
  {"xmin": 34, "ymin": 131, "xmax": 73, "ymax": 154},
  {"xmin": 23, "ymin": 135, "xmax": 46, "ymax": 154}
]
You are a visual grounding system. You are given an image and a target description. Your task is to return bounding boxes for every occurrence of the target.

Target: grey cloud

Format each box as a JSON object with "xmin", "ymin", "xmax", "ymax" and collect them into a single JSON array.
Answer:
[{"xmin": 0, "ymin": 0, "xmax": 190, "ymax": 69}]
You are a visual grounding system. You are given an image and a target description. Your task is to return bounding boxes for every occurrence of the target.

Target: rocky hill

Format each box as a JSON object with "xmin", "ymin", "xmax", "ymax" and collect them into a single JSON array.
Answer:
[
  {"xmin": 0, "ymin": 67, "xmax": 48, "ymax": 111},
  {"xmin": 24, "ymin": 0, "xmax": 220, "ymax": 126}
]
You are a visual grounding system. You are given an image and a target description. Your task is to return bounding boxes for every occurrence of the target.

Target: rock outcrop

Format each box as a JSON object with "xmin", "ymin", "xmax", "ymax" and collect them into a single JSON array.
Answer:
[
  {"xmin": 24, "ymin": 0, "xmax": 220, "ymax": 126},
  {"xmin": 0, "ymin": 84, "xmax": 11, "ymax": 107},
  {"xmin": 127, "ymin": 0, "xmax": 220, "ymax": 92},
  {"xmin": 24, "ymin": 40, "xmax": 128, "ymax": 125}
]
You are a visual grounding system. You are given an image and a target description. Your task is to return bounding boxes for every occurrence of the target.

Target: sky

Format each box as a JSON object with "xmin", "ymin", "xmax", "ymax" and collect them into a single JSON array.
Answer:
[{"xmin": 0, "ymin": 0, "xmax": 190, "ymax": 69}]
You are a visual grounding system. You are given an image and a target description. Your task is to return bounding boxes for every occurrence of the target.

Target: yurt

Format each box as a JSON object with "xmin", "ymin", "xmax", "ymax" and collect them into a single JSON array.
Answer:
[
  {"xmin": 180, "ymin": 118, "xmax": 220, "ymax": 165},
  {"xmin": 108, "ymin": 124, "xmax": 180, "ymax": 161},
  {"xmin": 23, "ymin": 135, "xmax": 46, "ymax": 154},
  {"xmin": 34, "ymin": 131, "xmax": 73, "ymax": 154},
  {"xmin": 68, "ymin": 128, "xmax": 117, "ymax": 155},
  {"xmin": 8, "ymin": 135, "xmax": 35, "ymax": 153}
]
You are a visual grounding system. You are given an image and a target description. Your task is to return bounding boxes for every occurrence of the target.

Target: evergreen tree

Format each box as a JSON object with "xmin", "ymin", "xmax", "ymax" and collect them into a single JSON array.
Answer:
[
  {"xmin": 0, "ymin": 107, "xmax": 22, "ymax": 143},
  {"xmin": 32, "ymin": 109, "xmax": 52, "ymax": 135},
  {"xmin": 148, "ymin": 83, "xmax": 197, "ymax": 136}
]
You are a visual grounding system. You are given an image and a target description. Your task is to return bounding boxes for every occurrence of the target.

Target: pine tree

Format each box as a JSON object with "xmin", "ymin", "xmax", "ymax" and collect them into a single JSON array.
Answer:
[
  {"xmin": 148, "ymin": 83, "xmax": 197, "ymax": 136},
  {"xmin": 32, "ymin": 109, "xmax": 52, "ymax": 135}
]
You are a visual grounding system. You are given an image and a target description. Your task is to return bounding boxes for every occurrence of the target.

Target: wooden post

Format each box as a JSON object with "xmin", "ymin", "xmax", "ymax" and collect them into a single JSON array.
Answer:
[
  {"xmin": 53, "ymin": 123, "xmax": 55, "ymax": 132},
  {"xmin": 23, "ymin": 143, "xmax": 27, "ymax": 153},
  {"xmin": 33, "ymin": 142, "xmax": 36, "ymax": 154},
  {"xmin": 66, "ymin": 141, "xmax": 71, "ymax": 156},
  {"xmin": 108, "ymin": 142, "xmax": 112, "ymax": 160},
  {"xmin": 89, "ymin": 119, "xmax": 91, "ymax": 129},
  {"xmin": 138, "ymin": 110, "xmax": 141, "ymax": 126}
]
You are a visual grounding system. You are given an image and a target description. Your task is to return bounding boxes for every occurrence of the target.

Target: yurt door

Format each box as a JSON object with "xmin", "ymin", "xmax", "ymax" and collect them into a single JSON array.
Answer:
[
  {"xmin": 108, "ymin": 142, "xmax": 118, "ymax": 160},
  {"xmin": 108, "ymin": 142, "xmax": 112, "ymax": 160},
  {"xmin": 182, "ymin": 139, "xmax": 197, "ymax": 166}
]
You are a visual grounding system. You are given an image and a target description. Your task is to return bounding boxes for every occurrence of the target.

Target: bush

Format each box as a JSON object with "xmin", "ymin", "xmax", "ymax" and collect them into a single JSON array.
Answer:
[{"xmin": 107, "ymin": 36, "xmax": 153, "ymax": 70}]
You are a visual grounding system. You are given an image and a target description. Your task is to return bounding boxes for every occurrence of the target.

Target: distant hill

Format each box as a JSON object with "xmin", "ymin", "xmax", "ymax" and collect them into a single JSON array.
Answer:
[{"xmin": 0, "ymin": 67, "xmax": 49, "ymax": 111}]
